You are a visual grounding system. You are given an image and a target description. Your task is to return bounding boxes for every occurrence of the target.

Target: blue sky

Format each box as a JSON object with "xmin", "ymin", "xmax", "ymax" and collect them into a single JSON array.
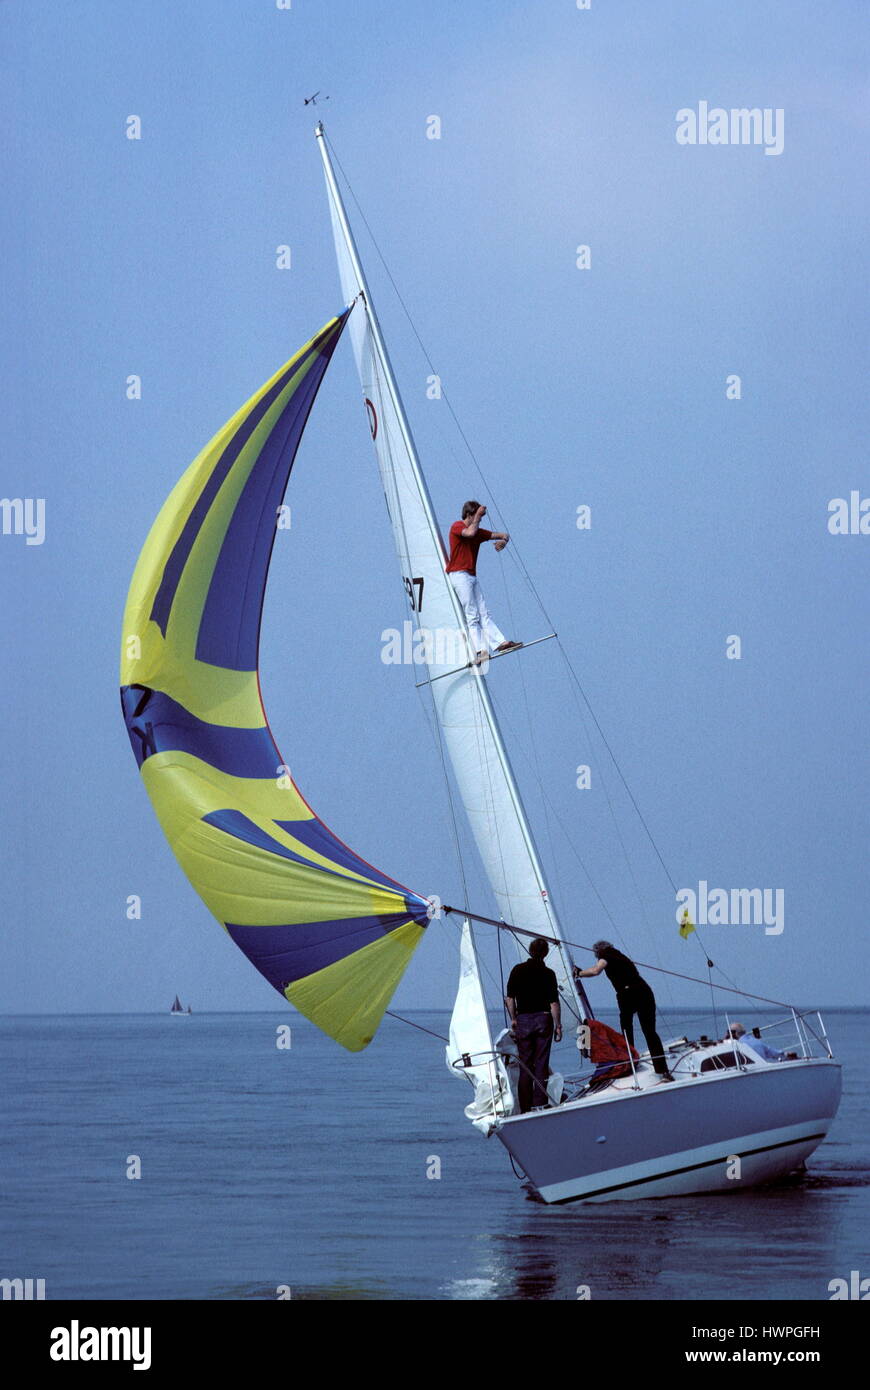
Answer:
[{"xmin": 2, "ymin": 0, "xmax": 868, "ymax": 1018}]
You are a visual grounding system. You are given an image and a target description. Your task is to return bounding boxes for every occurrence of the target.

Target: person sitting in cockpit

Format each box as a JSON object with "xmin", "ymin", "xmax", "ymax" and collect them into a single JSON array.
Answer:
[{"xmin": 725, "ymin": 1021, "xmax": 796, "ymax": 1062}]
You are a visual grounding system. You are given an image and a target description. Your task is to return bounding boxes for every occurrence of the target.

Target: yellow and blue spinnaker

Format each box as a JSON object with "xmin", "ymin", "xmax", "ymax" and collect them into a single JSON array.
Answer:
[{"xmin": 120, "ymin": 312, "xmax": 430, "ymax": 1050}]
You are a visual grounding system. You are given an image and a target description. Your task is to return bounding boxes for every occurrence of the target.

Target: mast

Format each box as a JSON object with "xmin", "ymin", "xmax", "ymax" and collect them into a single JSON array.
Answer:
[
  {"xmin": 316, "ymin": 123, "xmax": 445, "ymax": 573},
  {"xmin": 315, "ymin": 122, "xmax": 589, "ymax": 1024}
]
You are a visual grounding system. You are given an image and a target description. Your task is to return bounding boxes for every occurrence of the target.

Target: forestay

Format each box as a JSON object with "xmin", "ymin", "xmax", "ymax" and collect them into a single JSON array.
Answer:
[{"xmin": 317, "ymin": 124, "xmax": 585, "ymax": 1021}]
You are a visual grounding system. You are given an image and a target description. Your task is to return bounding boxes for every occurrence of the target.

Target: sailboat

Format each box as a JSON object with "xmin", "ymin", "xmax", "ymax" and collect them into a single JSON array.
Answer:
[
  {"xmin": 169, "ymin": 995, "xmax": 187, "ymax": 1016},
  {"xmin": 120, "ymin": 121, "xmax": 840, "ymax": 1203}
]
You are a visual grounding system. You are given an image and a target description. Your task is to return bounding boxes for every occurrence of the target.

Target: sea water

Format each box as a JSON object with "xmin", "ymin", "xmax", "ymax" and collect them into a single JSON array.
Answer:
[{"xmin": 1, "ymin": 1009, "xmax": 867, "ymax": 1301}]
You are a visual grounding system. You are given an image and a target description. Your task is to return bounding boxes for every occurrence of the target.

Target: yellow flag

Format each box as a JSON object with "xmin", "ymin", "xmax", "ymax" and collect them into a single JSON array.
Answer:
[{"xmin": 679, "ymin": 907, "xmax": 695, "ymax": 940}]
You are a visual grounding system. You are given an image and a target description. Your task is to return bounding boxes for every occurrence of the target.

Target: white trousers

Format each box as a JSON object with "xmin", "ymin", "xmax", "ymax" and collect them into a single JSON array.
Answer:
[{"xmin": 449, "ymin": 570, "xmax": 507, "ymax": 655}]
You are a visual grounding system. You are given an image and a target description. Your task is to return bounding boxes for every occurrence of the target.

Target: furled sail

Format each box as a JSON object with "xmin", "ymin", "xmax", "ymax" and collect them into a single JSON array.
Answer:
[
  {"xmin": 446, "ymin": 920, "xmax": 513, "ymax": 1129},
  {"xmin": 120, "ymin": 312, "xmax": 431, "ymax": 1051},
  {"xmin": 317, "ymin": 125, "xmax": 586, "ymax": 1022}
]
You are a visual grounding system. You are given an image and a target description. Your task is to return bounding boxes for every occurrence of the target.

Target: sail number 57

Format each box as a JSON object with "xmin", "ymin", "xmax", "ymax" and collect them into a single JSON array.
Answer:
[{"xmin": 403, "ymin": 576, "xmax": 424, "ymax": 613}]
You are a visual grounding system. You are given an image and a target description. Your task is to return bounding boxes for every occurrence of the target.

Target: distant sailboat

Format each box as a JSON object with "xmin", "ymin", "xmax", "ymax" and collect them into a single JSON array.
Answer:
[
  {"xmin": 169, "ymin": 995, "xmax": 186, "ymax": 1015},
  {"xmin": 120, "ymin": 121, "xmax": 840, "ymax": 1202}
]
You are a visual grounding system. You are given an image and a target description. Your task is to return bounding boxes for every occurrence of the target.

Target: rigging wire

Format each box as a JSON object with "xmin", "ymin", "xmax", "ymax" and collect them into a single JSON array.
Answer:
[
  {"xmin": 546, "ymin": 668, "xmax": 682, "ymax": 1020},
  {"xmin": 356, "ymin": 316, "xmax": 479, "ymax": 1015},
  {"xmin": 481, "ymin": 478, "xmax": 677, "ymax": 1014},
  {"xmin": 385, "ymin": 1010, "xmax": 448, "ymax": 1042},
  {"xmin": 485, "ymin": 685, "xmax": 623, "ymax": 933},
  {"xmin": 360, "ymin": 227, "xmax": 517, "ymax": 1005},
  {"xmin": 336, "ymin": 160, "xmax": 533, "ymax": 1023},
  {"xmin": 367, "ymin": 326, "xmax": 473, "ymax": 905},
  {"xmin": 496, "ymin": 919, "xmax": 508, "ymax": 1027},
  {"xmin": 331, "ymin": 140, "xmax": 582, "ymax": 1023},
  {"xmin": 443, "ymin": 906, "xmax": 802, "ymax": 1011},
  {"xmin": 554, "ymin": 648, "xmax": 746, "ymax": 1003},
  {"xmin": 492, "ymin": 566, "xmax": 567, "ymax": 937},
  {"xmin": 706, "ymin": 960, "xmax": 720, "ymax": 1043},
  {"xmin": 326, "ymin": 129, "xmax": 746, "ymax": 1013}
]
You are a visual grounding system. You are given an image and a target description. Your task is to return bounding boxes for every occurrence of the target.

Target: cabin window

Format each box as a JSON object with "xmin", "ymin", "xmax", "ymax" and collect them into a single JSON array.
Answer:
[{"xmin": 700, "ymin": 1050, "xmax": 754, "ymax": 1073}]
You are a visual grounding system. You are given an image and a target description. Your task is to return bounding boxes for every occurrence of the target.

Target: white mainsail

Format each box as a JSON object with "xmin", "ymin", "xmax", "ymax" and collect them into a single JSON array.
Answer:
[{"xmin": 316, "ymin": 123, "xmax": 586, "ymax": 1024}]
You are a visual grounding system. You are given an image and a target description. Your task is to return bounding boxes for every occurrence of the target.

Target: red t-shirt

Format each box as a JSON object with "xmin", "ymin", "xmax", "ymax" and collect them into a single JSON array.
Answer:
[{"xmin": 445, "ymin": 520, "xmax": 493, "ymax": 575}]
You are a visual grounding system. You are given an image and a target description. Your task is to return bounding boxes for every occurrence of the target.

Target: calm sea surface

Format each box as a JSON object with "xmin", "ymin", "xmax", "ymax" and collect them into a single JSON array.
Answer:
[{"xmin": 2, "ymin": 1009, "xmax": 867, "ymax": 1301}]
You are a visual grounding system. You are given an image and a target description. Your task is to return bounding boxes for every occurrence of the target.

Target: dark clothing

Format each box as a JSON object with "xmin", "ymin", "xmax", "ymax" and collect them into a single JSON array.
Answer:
[
  {"xmin": 507, "ymin": 960, "xmax": 559, "ymax": 1113},
  {"xmin": 514, "ymin": 1011, "xmax": 554, "ymax": 1112},
  {"xmin": 598, "ymin": 946, "xmax": 643, "ymax": 992},
  {"xmin": 594, "ymin": 948, "xmax": 668, "ymax": 1076},
  {"xmin": 617, "ymin": 980, "xmax": 668, "ymax": 1076},
  {"xmin": 506, "ymin": 959, "xmax": 558, "ymax": 1015}
]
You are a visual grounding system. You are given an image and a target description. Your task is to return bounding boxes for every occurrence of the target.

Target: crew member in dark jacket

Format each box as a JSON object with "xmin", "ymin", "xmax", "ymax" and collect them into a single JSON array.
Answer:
[
  {"xmin": 505, "ymin": 939, "xmax": 562, "ymax": 1112},
  {"xmin": 575, "ymin": 941, "xmax": 673, "ymax": 1080}
]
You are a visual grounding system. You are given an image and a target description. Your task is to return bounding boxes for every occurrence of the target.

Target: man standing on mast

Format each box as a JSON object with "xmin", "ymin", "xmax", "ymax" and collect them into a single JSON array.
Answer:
[{"xmin": 445, "ymin": 501, "xmax": 523, "ymax": 664}]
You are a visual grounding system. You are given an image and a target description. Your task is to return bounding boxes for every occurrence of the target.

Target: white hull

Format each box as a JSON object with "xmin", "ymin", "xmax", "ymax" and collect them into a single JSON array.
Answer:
[{"xmin": 493, "ymin": 1058, "xmax": 841, "ymax": 1203}]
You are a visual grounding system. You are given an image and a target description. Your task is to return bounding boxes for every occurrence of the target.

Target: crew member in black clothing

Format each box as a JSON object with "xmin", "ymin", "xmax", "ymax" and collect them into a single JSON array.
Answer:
[
  {"xmin": 575, "ymin": 941, "xmax": 673, "ymax": 1081},
  {"xmin": 505, "ymin": 938, "xmax": 562, "ymax": 1113}
]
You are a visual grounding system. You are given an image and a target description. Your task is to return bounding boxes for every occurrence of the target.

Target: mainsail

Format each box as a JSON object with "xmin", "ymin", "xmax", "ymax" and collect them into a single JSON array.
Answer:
[
  {"xmin": 317, "ymin": 124, "xmax": 587, "ymax": 1024},
  {"xmin": 120, "ymin": 313, "xmax": 431, "ymax": 1051}
]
